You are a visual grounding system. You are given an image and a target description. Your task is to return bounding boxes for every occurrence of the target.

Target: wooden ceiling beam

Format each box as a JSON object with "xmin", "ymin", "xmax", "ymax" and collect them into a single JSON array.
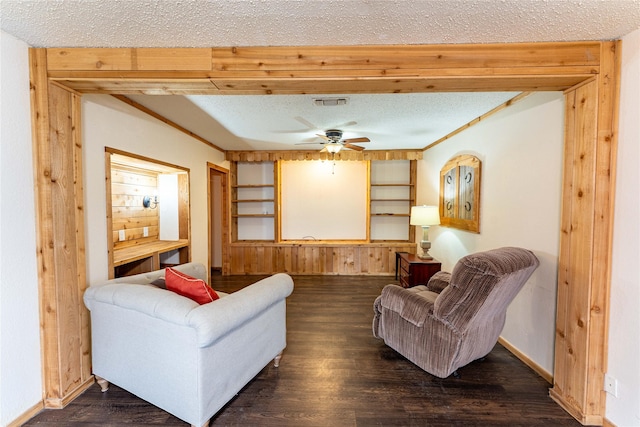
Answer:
[{"xmin": 44, "ymin": 42, "xmax": 601, "ymax": 95}]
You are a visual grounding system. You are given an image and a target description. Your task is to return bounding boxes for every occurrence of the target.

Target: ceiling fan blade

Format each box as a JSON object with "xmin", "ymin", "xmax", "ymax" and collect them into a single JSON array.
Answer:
[
  {"xmin": 294, "ymin": 116, "xmax": 319, "ymax": 130},
  {"xmin": 342, "ymin": 137, "xmax": 370, "ymax": 143},
  {"xmin": 319, "ymin": 146, "xmax": 328, "ymax": 153},
  {"xmin": 295, "ymin": 142, "xmax": 326, "ymax": 145},
  {"xmin": 343, "ymin": 143, "xmax": 365, "ymax": 151},
  {"xmin": 316, "ymin": 133, "xmax": 331, "ymax": 141},
  {"xmin": 334, "ymin": 120, "xmax": 357, "ymax": 129}
]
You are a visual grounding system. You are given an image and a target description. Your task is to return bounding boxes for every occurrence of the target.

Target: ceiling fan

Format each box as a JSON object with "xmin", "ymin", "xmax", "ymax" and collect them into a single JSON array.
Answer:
[{"xmin": 296, "ymin": 129, "xmax": 370, "ymax": 152}]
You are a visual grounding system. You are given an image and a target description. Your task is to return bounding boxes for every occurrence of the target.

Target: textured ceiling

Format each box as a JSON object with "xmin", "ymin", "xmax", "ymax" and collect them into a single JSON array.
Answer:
[
  {"xmin": 126, "ymin": 92, "xmax": 519, "ymax": 151},
  {"xmin": 2, "ymin": 0, "xmax": 638, "ymax": 151},
  {"xmin": 2, "ymin": 0, "xmax": 639, "ymax": 48}
]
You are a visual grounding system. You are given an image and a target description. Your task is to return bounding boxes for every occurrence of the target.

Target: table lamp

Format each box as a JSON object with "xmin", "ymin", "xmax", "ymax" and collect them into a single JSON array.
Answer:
[{"xmin": 410, "ymin": 205, "xmax": 440, "ymax": 259}]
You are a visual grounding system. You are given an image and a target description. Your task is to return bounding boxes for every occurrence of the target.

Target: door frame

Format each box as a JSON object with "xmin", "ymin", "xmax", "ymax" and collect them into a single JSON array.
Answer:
[{"xmin": 207, "ymin": 163, "xmax": 229, "ymax": 276}]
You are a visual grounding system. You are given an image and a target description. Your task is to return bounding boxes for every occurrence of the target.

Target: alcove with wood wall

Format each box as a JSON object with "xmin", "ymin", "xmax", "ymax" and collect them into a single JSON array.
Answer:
[{"xmin": 106, "ymin": 149, "xmax": 191, "ymax": 279}]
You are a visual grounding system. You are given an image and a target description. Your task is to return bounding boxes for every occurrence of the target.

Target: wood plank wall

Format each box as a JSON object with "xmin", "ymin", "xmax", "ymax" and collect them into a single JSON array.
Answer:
[
  {"xmin": 110, "ymin": 164, "xmax": 160, "ymax": 248},
  {"xmin": 228, "ymin": 243, "xmax": 415, "ymax": 275}
]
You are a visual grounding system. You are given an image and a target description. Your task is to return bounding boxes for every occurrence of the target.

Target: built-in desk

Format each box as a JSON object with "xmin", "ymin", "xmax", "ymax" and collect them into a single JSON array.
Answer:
[{"xmin": 113, "ymin": 239, "xmax": 190, "ymax": 278}]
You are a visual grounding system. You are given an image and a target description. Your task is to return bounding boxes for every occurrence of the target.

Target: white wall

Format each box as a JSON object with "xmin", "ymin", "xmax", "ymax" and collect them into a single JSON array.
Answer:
[
  {"xmin": 420, "ymin": 92, "xmax": 564, "ymax": 376},
  {"xmin": 606, "ymin": 28, "xmax": 640, "ymax": 427},
  {"xmin": 158, "ymin": 173, "xmax": 179, "ymax": 240},
  {"xmin": 0, "ymin": 31, "xmax": 43, "ymax": 425},
  {"xmin": 82, "ymin": 95, "xmax": 226, "ymax": 285}
]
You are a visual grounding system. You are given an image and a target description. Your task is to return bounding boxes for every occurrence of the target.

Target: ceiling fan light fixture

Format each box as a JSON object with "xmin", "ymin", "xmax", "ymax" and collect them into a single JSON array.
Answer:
[{"xmin": 325, "ymin": 143, "xmax": 342, "ymax": 154}]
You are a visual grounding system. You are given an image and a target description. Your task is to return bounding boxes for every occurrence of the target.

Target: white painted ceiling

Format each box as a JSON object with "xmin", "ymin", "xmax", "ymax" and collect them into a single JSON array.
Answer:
[{"xmin": 2, "ymin": 0, "xmax": 639, "ymax": 151}]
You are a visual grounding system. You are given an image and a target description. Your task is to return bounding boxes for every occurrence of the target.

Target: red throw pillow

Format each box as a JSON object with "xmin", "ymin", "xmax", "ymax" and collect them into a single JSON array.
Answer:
[{"xmin": 165, "ymin": 267, "xmax": 219, "ymax": 305}]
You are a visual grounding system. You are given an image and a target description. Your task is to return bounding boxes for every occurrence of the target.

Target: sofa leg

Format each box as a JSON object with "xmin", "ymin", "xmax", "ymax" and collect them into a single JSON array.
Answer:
[
  {"xmin": 274, "ymin": 352, "xmax": 283, "ymax": 368},
  {"xmin": 95, "ymin": 376, "xmax": 109, "ymax": 392}
]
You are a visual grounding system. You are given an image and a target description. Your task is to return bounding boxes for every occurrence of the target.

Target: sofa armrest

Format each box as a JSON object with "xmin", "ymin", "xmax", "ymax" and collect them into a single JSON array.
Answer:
[
  {"xmin": 84, "ymin": 281, "xmax": 199, "ymax": 324},
  {"xmin": 427, "ymin": 271, "xmax": 451, "ymax": 294},
  {"xmin": 379, "ymin": 284, "xmax": 438, "ymax": 327},
  {"xmin": 187, "ymin": 273, "xmax": 294, "ymax": 347}
]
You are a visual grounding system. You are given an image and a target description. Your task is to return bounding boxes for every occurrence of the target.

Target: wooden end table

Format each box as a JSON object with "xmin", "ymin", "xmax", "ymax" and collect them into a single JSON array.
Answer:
[{"xmin": 396, "ymin": 252, "xmax": 442, "ymax": 288}]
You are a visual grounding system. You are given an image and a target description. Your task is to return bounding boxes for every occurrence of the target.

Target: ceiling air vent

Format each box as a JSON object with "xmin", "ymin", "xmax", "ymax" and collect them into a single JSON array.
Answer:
[{"xmin": 313, "ymin": 97, "xmax": 348, "ymax": 106}]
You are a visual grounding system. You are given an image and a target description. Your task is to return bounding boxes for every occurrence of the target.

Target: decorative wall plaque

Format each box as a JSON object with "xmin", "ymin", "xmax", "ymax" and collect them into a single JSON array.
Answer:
[{"xmin": 439, "ymin": 154, "xmax": 481, "ymax": 233}]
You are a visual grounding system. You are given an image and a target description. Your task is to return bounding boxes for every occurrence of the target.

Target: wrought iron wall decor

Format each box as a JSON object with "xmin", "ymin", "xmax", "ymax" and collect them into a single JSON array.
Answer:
[{"xmin": 439, "ymin": 154, "xmax": 481, "ymax": 233}]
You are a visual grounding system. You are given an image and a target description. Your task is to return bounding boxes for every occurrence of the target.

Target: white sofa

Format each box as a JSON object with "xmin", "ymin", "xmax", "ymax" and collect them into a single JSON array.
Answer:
[{"xmin": 83, "ymin": 262, "xmax": 294, "ymax": 427}]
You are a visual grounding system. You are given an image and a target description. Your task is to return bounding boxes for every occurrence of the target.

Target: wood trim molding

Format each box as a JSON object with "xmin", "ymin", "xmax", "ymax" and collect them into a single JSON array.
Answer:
[
  {"xmin": 6, "ymin": 401, "xmax": 44, "ymax": 427},
  {"xmin": 28, "ymin": 43, "xmax": 619, "ymax": 424},
  {"xmin": 111, "ymin": 95, "xmax": 225, "ymax": 153},
  {"xmin": 225, "ymin": 150, "xmax": 423, "ymax": 162},
  {"xmin": 498, "ymin": 337, "xmax": 553, "ymax": 384},
  {"xmin": 424, "ymin": 92, "xmax": 533, "ymax": 151}
]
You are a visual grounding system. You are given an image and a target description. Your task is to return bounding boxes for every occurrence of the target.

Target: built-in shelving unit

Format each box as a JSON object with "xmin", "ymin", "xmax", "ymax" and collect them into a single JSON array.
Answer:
[
  {"xmin": 230, "ymin": 161, "xmax": 277, "ymax": 241},
  {"xmin": 226, "ymin": 158, "xmax": 417, "ymax": 274},
  {"xmin": 370, "ymin": 160, "xmax": 416, "ymax": 242}
]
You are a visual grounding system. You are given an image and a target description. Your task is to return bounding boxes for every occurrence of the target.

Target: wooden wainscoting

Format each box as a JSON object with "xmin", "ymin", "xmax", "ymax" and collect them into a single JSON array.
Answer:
[{"xmin": 227, "ymin": 243, "xmax": 416, "ymax": 275}]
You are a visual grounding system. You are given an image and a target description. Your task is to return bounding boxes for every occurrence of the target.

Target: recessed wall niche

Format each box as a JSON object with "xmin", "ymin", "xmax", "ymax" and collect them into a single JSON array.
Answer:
[{"xmin": 106, "ymin": 148, "xmax": 191, "ymax": 278}]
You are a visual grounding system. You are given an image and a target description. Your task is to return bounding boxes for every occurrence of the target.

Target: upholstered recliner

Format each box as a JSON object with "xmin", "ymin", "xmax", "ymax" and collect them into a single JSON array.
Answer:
[{"xmin": 373, "ymin": 247, "xmax": 539, "ymax": 378}]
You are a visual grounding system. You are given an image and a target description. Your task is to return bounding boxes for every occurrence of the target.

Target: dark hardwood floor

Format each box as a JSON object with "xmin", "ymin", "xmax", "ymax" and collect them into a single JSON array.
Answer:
[{"xmin": 24, "ymin": 274, "xmax": 582, "ymax": 426}]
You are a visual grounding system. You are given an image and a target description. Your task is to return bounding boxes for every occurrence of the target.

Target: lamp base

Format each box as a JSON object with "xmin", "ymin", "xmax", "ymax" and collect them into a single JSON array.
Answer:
[{"xmin": 419, "ymin": 239, "xmax": 433, "ymax": 260}]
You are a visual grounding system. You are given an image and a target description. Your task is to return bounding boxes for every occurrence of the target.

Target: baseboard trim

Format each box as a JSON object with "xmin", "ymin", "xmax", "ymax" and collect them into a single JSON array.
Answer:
[
  {"xmin": 498, "ymin": 336, "xmax": 553, "ymax": 384},
  {"xmin": 603, "ymin": 417, "xmax": 616, "ymax": 427},
  {"xmin": 44, "ymin": 376, "xmax": 95, "ymax": 409},
  {"xmin": 549, "ymin": 387, "xmax": 603, "ymax": 426},
  {"xmin": 6, "ymin": 400, "xmax": 44, "ymax": 427}
]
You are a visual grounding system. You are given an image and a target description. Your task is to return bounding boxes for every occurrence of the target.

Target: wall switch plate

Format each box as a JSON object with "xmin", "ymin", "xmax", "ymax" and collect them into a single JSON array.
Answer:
[
  {"xmin": 604, "ymin": 374, "xmax": 618, "ymax": 397},
  {"xmin": 118, "ymin": 230, "xmax": 125, "ymax": 241},
  {"xmin": 143, "ymin": 226, "xmax": 149, "ymax": 237}
]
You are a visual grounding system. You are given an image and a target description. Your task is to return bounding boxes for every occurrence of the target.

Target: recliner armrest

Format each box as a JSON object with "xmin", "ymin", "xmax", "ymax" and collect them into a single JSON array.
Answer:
[
  {"xmin": 427, "ymin": 271, "xmax": 451, "ymax": 294},
  {"xmin": 379, "ymin": 284, "xmax": 438, "ymax": 327}
]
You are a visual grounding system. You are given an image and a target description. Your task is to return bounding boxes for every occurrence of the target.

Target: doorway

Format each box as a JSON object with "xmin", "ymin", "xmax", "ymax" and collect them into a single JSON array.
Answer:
[{"xmin": 208, "ymin": 163, "xmax": 229, "ymax": 276}]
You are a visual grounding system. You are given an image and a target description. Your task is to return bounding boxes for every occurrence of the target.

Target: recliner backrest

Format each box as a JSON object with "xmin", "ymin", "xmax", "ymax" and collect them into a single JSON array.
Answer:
[{"xmin": 433, "ymin": 247, "xmax": 540, "ymax": 333}]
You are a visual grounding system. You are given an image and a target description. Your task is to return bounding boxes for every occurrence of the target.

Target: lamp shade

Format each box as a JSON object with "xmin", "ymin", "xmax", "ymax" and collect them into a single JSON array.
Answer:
[
  {"xmin": 410, "ymin": 205, "xmax": 440, "ymax": 226},
  {"xmin": 325, "ymin": 143, "xmax": 342, "ymax": 154}
]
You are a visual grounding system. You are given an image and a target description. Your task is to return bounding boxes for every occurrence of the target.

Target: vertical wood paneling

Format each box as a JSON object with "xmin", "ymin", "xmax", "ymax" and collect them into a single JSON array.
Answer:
[
  {"xmin": 550, "ymin": 41, "xmax": 620, "ymax": 424},
  {"xmin": 566, "ymin": 82, "xmax": 597, "ymax": 410},
  {"xmin": 50, "ymin": 82, "xmax": 81, "ymax": 400},
  {"xmin": 585, "ymin": 40, "xmax": 620, "ymax": 418},
  {"xmin": 72, "ymin": 93, "xmax": 91, "ymax": 390},
  {"xmin": 30, "ymin": 48, "xmax": 93, "ymax": 409},
  {"xmin": 178, "ymin": 173, "xmax": 190, "ymax": 241},
  {"xmin": 226, "ymin": 243, "xmax": 415, "ymax": 275},
  {"xmin": 229, "ymin": 162, "xmax": 238, "ymax": 242},
  {"xmin": 554, "ymin": 89, "xmax": 576, "ymax": 402},
  {"xmin": 105, "ymin": 153, "xmax": 115, "ymax": 279}
]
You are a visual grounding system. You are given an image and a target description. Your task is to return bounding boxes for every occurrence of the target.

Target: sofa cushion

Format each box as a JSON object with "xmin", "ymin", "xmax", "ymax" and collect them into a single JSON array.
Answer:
[
  {"xmin": 149, "ymin": 277, "xmax": 167, "ymax": 289},
  {"xmin": 165, "ymin": 267, "xmax": 219, "ymax": 305}
]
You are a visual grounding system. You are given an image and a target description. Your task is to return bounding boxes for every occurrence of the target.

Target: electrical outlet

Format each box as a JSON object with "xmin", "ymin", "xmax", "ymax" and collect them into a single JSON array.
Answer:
[
  {"xmin": 143, "ymin": 226, "xmax": 149, "ymax": 237},
  {"xmin": 604, "ymin": 374, "xmax": 618, "ymax": 397},
  {"xmin": 118, "ymin": 230, "xmax": 125, "ymax": 241}
]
